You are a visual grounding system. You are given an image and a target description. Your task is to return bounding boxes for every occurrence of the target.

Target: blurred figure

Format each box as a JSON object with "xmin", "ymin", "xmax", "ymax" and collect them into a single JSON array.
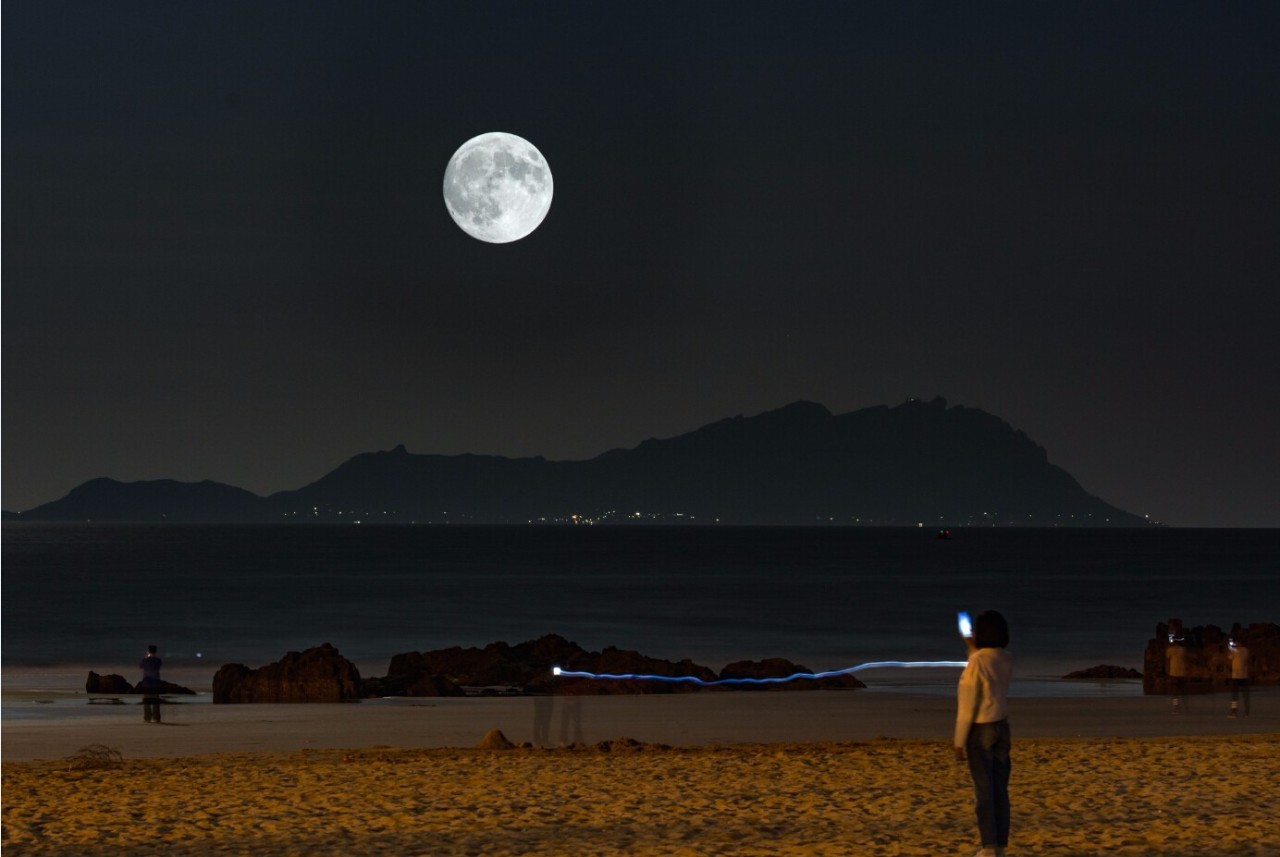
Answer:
[
  {"xmin": 139, "ymin": 644, "xmax": 163, "ymax": 723},
  {"xmin": 1228, "ymin": 637, "xmax": 1251, "ymax": 717},
  {"xmin": 1166, "ymin": 636, "xmax": 1189, "ymax": 714},
  {"xmin": 532, "ymin": 694, "xmax": 554, "ymax": 746},
  {"xmin": 955, "ymin": 610, "xmax": 1014, "ymax": 857},
  {"xmin": 559, "ymin": 692, "xmax": 584, "ymax": 746}
]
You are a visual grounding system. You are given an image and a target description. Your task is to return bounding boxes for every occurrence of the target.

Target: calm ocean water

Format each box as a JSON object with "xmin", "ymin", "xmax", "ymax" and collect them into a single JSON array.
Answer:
[{"xmin": 3, "ymin": 525, "xmax": 1276, "ymax": 696}]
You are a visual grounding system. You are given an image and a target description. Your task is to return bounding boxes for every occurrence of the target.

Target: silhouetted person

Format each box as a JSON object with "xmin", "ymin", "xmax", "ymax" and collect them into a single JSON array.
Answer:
[
  {"xmin": 955, "ymin": 610, "xmax": 1013, "ymax": 857},
  {"xmin": 1228, "ymin": 637, "xmax": 1251, "ymax": 717},
  {"xmin": 139, "ymin": 644, "xmax": 163, "ymax": 723}
]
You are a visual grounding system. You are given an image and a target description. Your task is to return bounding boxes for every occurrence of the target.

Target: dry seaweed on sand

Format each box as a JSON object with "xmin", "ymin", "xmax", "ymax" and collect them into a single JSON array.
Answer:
[{"xmin": 63, "ymin": 744, "xmax": 124, "ymax": 772}]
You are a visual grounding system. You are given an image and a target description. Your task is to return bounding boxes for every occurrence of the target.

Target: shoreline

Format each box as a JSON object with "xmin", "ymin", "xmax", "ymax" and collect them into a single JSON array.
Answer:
[
  {"xmin": 4, "ymin": 687, "xmax": 1277, "ymax": 763},
  {"xmin": 6, "ymin": 691, "xmax": 1277, "ymax": 856}
]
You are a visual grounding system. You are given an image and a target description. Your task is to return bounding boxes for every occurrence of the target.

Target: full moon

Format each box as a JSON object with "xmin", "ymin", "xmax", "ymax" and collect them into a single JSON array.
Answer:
[{"xmin": 442, "ymin": 132, "xmax": 553, "ymax": 243}]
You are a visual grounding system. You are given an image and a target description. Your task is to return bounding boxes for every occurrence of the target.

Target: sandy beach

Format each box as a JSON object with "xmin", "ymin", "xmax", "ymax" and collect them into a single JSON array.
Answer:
[{"xmin": 4, "ymin": 690, "xmax": 1279, "ymax": 855}]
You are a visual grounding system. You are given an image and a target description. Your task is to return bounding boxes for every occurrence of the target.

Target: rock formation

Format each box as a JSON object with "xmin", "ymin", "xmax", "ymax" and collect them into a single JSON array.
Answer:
[
  {"xmin": 384, "ymin": 634, "xmax": 582, "ymax": 694},
  {"xmin": 377, "ymin": 634, "xmax": 720, "ymax": 696},
  {"xmin": 226, "ymin": 635, "xmax": 880, "ymax": 700},
  {"xmin": 212, "ymin": 643, "xmax": 362, "ymax": 703},
  {"xmin": 1143, "ymin": 620, "xmax": 1278, "ymax": 695},
  {"xmin": 569, "ymin": 645, "xmax": 717, "ymax": 695},
  {"xmin": 476, "ymin": 729, "xmax": 515, "ymax": 750},
  {"xmin": 1062, "ymin": 665, "xmax": 1142, "ymax": 680},
  {"xmin": 718, "ymin": 658, "xmax": 866, "ymax": 690},
  {"xmin": 85, "ymin": 671, "xmax": 196, "ymax": 695},
  {"xmin": 370, "ymin": 634, "xmax": 868, "ymax": 696},
  {"xmin": 145, "ymin": 679, "xmax": 197, "ymax": 695},
  {"xmin": 86, "ymin": 672, "xmax": 135, "ymax": 694},
  {"xmin": 362, "ymin": 671, "xmax": 463, "ymax": 698}
]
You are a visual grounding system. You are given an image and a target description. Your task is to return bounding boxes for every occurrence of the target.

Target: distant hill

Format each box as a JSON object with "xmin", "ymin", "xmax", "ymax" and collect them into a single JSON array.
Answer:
[
  {"xmin": 9, "ymin": 478, "xmax": 265, "ymax": 524},
  {"xmin": 7, "ymin": 398, "xmax": 1149, "ymax": 526}
]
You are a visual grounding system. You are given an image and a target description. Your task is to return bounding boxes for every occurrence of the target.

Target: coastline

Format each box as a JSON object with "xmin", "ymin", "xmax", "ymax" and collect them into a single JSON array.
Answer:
[
  {"xmin": 4, "ymin": 686, "xmax": 1277, "ymax": 762},
  {"xmin": 5, "ymin": 691, "xmax": 1277, "ymax": 856}
]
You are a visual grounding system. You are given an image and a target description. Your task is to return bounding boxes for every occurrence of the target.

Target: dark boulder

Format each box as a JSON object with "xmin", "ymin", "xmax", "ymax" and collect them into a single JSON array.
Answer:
[
  {"xmin": 86, "ymin": 672, "xmax": 134, "ymax": 694},
  {"xmin": 212, "ymin": 643, "xmax": 362, "ymax": 703},
  {"xmin": 388, "ymin": 633, "xmax": 584, "ymax": 694},
  {"xmin": 1063, "ymin": 665, "xmax": 1142, "ymax": 680},
  {"xmin": 379, "ymin": 634, "xmax": 719, "ymax": 695},
  {"xmin": 374, "ymin": 634, "xmax": 883, "ymax": 695},
  {"xmin": 568, "ymin": 645, "xmax": 717, "ymax": 695},
  {"xmin": 476, "ymin": 729, "xmax": 516, "ymax": 750},
  {"xmin": 362, "ymin": 671, "xmax": 463, "ymax": 698},
  {"xmin": 85, "ymin": 671, "xmax": 197, "ymax": 695},
  {"xmin": 719, "ymin": 657, "xmax": 866, "ymax": 690},
  {"xmin": 137, "ymin": 679, "xmax": 197, "ymax": 695}
]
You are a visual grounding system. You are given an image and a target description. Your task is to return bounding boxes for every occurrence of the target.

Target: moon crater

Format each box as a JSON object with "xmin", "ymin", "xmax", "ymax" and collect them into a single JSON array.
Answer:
[{"xmin": 443, "ymin": 132, "xmax": 553, "ymax": 243}]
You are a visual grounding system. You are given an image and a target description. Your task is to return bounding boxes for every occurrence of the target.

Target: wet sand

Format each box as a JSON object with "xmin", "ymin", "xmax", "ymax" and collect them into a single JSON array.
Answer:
[{"xmin": 4, "ymin": 691, "xmax": 1278, "ymax": 855}]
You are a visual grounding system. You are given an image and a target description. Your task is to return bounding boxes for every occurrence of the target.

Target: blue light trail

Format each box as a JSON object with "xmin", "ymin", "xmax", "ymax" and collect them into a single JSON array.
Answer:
[{"xmin": 552, "ymin": 660, "xmax": 967, "ymax": 686}]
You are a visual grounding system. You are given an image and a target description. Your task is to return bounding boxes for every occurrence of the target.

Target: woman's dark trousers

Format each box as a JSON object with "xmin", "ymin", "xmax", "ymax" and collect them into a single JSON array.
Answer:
[{"xmin": 966, "ymin": 719, "xmax": 1011, "ymax": 849}]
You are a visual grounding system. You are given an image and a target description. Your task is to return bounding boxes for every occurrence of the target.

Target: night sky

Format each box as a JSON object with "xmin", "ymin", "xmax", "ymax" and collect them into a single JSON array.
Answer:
[{"xmin": 4, "ymin": 3, "xmax": 1278, "ymax": 527}]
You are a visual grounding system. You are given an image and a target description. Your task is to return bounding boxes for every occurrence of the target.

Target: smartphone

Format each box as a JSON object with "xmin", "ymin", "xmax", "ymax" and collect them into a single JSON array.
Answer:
[{"xmin": 957, "ymin": 611, "xmax": 973, "ymax": 638}]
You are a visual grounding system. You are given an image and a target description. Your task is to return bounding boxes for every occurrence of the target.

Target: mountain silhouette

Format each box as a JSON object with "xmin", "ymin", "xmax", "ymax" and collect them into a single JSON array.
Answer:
[
  {"xmin": 7, "ymin": 398, "xmax": 1148, "ymax": 526},
  {"xmin": 13, "ymin": 477, "xmax": 265, "ymax": 523}
]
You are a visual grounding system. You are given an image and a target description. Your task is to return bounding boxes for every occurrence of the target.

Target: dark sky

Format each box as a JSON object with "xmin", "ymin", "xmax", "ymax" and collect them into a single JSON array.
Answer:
[{"xmin": 4, "ymin": 2, "xmax": 1279, "ymax": 526}]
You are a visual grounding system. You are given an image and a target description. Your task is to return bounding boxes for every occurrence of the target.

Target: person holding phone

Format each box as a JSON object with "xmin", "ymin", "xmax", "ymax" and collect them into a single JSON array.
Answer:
[{"xmin": 955, "ymin": 611, "xmax": 1013, "ymax": 857}]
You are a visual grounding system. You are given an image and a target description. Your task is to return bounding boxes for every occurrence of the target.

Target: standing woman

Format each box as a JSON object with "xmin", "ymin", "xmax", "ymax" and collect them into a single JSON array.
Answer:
[{"xmin": 955, "ymin": 611, "xmax": 1014, "ymax": 857}]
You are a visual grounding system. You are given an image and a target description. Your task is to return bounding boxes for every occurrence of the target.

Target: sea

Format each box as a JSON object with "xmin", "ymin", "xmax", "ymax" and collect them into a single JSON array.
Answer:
[{"xmin": 3, "ymin": 524, "xmax": 1276, "ymax": 708}]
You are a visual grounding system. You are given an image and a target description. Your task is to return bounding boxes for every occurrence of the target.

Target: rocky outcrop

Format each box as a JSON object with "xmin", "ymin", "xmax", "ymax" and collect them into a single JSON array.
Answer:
[
  {"xmin": 378, "ymin": 634, "xmax": 716, "ymax": 696},
  {"xmin": 373, "ymin": 634, "xmax": 869, "ymax": 696},
  {"xmin": 476, "ymin": 729, "xmax": 516, "ymax": 750},
  {"xmin": 143, "ymin": 679, "xmax": 198, "ymax": 695},
  {"xmin": 213, "ymin": 643, "xmax": 362, "ymax": 703},
  {"xmin": 362, "ymin": 671, "xmax": 463, "ymax": 698},
  {"xmin": 385, "ymin": 634, "xmax": 583, "ymax": 694},
  {"xmin": 568, "ymin": 645, "xmax": 718, "ymax": 695},
  {"xmin": 86, "ymin": 672, "xmax": 134, "ymax": 694},
  {"xmin": 1143, "ymin": 620, "xmax": 1279, "ymax": 695},
  {"xmin": 229, "ymin": 635, "xmax": 878, "ymax": 699},
  {"xmin": 1063, "ymin": 665, "xmax": 1142, "ymax": 680},
  {"xmin": 85, "ymin": 671, "xmax": 197, "ymax": 695},
  {"xmin": 718, "ymin": 658, "xmax": 866, "ymax": 690}
]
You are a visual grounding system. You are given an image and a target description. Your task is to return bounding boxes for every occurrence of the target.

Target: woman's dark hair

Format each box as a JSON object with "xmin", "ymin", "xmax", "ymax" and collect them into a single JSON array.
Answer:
[{"xmin": 973, "ymin": 611, "xmax": 1010, "ymax": 649}]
